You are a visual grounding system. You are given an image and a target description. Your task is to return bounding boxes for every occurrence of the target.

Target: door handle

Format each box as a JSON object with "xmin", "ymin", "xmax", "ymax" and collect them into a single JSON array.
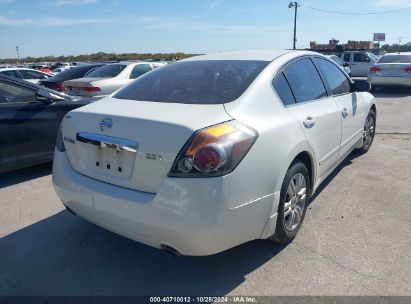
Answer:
[
  {"xmin": 303, "ymin": 117, "xmax": 316, "ymax": 128},
  {"xmin": 342, "ymin": 108, "xmax": 349, "ymax": 118},
  {"xmin": 351, "ymin": 63, "xmax": 356, "ymax": 66}
]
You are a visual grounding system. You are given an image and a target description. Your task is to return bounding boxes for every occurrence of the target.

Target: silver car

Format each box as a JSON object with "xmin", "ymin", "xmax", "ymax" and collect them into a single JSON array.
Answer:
[
  {"xmin": 63, "ymin": 61, "xmax": 165, "ymax": 97},
  {"xmin": 368, "ymin": 52, "xmax": 411, "ymax": 91}
]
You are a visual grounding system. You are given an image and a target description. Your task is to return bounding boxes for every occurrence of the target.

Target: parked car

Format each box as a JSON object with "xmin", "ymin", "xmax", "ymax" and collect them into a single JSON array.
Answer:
[
  {"xmin": 63, "ymin": 61, "xmax": 165, "ymax": 97},
  {"xmin": 0, "ymin": 74, "xmax": 92, "ymax": 173},
  {"xmin": 327, "ymin": 55, "xmax": 351, "ymax": 76},
  {"xmin": 368, "ymin": 52, "xmax": 411, "ymax": 91},
  {"xmin": 28, "ymin": 65, "xmax": 51, "ymax": 73},
  {"xmin": 0, "ymin": 68, "xmax": 52, "ymax": 84},
  {"xmin": 50, "ymin": 62, "xmax": 71, "ymax": 71},
  {"xmin": 39, "ymin": 63, "xmax": 106, "ymax": 92},
  {"xmin": 340, "ymin": 51, "xmax": 378, "ymax": 77},
  {"xmin": 53, "ymin": 50, "xmax": 376, "ymax": 256}
]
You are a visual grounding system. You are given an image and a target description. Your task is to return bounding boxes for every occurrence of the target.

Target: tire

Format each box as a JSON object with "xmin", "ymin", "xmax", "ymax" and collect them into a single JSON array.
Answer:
[
  {"xmin": 358, "ymin": 109, "xmax": 376, "ymax": 154},
  {"xmin": 271, "ymin": 161, "xmax": 310, "ymax": 244}
]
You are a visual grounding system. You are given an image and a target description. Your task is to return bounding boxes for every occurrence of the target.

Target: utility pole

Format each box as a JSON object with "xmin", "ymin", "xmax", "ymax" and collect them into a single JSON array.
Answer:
[
  {"xmin": 288, "ymin": 2, "xmax": 300, "ymax": 50},
  {"xmin": 15, "ymin": 46, "xmax": 20, "ymax": 60}
]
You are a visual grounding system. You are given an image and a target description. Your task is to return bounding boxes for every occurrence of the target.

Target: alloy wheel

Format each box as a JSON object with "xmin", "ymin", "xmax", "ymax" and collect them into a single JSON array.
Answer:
[{"xmin": 283, "ymin": 173, "xmax": 307, "ymax": 231}]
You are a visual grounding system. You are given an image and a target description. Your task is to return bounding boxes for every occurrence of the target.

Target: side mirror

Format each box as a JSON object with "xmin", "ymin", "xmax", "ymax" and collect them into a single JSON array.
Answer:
[
  {"xmin": 36, "ymin": 88, "xmax": 65, "ymax": 104},
  {"xmin": 343, "ymin": 63, "xmax": 350, "ymax": 67},
  {"xmin": 351, "ymin": 80, "xmax": 371, "ymax": 92}
]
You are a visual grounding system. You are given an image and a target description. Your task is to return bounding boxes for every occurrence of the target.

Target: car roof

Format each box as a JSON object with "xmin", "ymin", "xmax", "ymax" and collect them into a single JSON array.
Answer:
[
  {"xmin": 383, "ymin": 52, "xmax": 411, "ymax": 56},
  {"xmin": 183, "ymin": 49, "xmax": 299, "ymax": 62},
  {"xmin": 0, "ymin": 67, "xmax": 45, "ymax": 72}
]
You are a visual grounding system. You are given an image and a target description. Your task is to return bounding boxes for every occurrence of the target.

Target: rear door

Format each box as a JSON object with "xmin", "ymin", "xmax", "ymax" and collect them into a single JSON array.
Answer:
[
  {"xmin": 0, "ymin": 80, "xmax": 61, "ymax": 171},
  {"xmin": 313, "ymin": 57, "xmax": 364, "ymax": 157},
  {"xmin": 279, "ymin": 57, "xmax": 342, "ymax": 178}
]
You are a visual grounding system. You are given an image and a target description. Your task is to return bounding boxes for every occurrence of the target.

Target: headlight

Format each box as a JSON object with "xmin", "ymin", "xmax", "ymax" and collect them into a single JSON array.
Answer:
[{"xmin": 168, "ymin": 120, "xmax": 257, "ymax": 177}]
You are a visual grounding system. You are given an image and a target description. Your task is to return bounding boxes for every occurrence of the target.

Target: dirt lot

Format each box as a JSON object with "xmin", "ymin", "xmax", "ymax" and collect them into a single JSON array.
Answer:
[{"xmin": 0, "ymin": 88, "xmax": 410, "ymax": 296}]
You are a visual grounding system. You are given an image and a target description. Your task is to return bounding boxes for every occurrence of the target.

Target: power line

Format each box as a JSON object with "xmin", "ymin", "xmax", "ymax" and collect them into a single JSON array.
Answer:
[{"xmin": 302, "ymin": 4, "xmax": 411, "ymax": 15}]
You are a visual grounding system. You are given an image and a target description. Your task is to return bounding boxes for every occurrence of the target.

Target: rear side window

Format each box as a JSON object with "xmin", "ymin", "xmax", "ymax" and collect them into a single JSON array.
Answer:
[
  {"xmin": 313, "ymin": 58, "xmax": 351, "ymax": 96},
  {"xmin": 273, "ymin": 73, "xmax": 295, "ymax": 106},
  {"xmin": 86, "ymin": 64, "xmax": 126, "ymax": 78},
  {"xmin": 0, "ymin": 70, "xmax": 20, "ymax": 79},
  {"xmin": 0, "ymin": 81, "xmax": 36, "ymax": 104},
  {"xmin": 378, "ymin": 55, "xmax": 411, "ymax": 63},
  {"xmin": 129, "ymin": 64, "xmax": 152, "ymax": 79},
  {"xmin": 114, "ymin": 60, "xmax": 269, "ymax": 104},
  {"xmin": 283, "ymin": 58, "xmax": 327, "ymax": 103}
]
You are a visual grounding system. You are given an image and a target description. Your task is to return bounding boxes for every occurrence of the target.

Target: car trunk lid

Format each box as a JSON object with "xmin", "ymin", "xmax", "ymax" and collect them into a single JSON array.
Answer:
[
  {"xmin": 375, "ymin": 63, "xmax": 411, "ymax": 77},
  {"xmin": 62, "ymin": 97, "xmax": 232, "ymax": 193}
]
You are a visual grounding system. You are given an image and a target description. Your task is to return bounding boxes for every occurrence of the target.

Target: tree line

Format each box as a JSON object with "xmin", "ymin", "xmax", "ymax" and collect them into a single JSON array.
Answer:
[{"xmin": 0, "ymin": 52, "xmax": 198, "ymax": 64}]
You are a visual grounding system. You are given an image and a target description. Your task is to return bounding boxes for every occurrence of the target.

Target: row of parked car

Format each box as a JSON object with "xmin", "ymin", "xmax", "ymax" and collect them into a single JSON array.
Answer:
[{"xmin": 0, "ymin": 60, "xmax": 166, "ymax": 96}]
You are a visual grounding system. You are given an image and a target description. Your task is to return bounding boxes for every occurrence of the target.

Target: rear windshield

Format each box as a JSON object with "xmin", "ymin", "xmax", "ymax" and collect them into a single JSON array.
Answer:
[
  {"xmin": 85, "ymin": 64, "xmax": 126, "ymax": 78},
  {"xmin": 378, "ymin": 55, "xmax": 411, "ymax": 64},
  {"xmin": 113, "ymin": 60, "xmax": 269, "ymax": 104},
  {"xmin": 49, "ymin": 64, "xmax": 104, "ymax": 80}
]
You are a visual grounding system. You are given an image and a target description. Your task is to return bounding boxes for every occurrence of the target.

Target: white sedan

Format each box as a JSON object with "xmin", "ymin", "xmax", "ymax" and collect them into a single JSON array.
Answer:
[
  {"xmin": 53, "ymin": 50, "xmax": 376, "ymax": 256},
  {"xmin": 63, "ymin": 61, "xmax": 165, "ymax": 97},
  {"xmin": 0, "ymin": 68, "xmax": 52, "ymax": 84}
]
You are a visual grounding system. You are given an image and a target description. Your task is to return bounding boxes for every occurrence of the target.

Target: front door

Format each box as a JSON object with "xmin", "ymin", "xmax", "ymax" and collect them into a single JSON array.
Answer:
[{"xmin": 0, "ymin": 80, "xmax": 59, "ymax": 171}]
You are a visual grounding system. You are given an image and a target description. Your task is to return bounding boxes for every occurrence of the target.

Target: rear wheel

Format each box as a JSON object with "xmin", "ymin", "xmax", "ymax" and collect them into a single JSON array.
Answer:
[
  {"xmin": 358, "ymin": 109, "xmax": 376, "ymax": 154},
  {"xmin": 271, "ymin": 161, "xmax": 309, "ymax": 244}
]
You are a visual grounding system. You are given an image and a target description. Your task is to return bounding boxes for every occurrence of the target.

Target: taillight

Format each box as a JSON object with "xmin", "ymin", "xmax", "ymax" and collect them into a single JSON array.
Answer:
[
  {"xmin": 404, "ymin": 67, "xmax": 411, "ymax": 73},
  {"xmin": 47, "ymin": 82, "xmax": 64, "ymax": 92},
  {"xmin": 169, "ymin": 120, "xmax": 258, "ymax": 177},
  {"xmin": 370, "ymin": 66, "xmax": 381, "ymax": 73},
  {"xmin": 81, "ymin": 87, "xmax": 101, "ymax": 92}
]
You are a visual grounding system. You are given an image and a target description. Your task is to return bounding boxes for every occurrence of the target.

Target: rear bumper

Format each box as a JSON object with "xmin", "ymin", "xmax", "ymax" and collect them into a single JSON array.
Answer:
[
  {"xmin": 368, "ymin": 75, "xmax": 411, "ymax": 86},
  {"xmin": 52, "ymin": 150, "xmax": 278, "ymax": 256}
]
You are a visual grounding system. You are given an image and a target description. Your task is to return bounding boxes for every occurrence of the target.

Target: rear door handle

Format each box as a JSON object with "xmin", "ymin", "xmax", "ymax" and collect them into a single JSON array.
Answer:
[
  {"xmin": 342, "ymin": 108, "xmax": 349, "ymax": 118},
  {"xmin": 303, "ymin": 117, "xmax": 316, "ymax": 128}
]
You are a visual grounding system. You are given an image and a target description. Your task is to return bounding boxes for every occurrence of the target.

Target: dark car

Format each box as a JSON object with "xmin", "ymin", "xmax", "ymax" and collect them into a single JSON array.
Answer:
[
  {"xmin": 0, "ymin": 74, "xmax": 93, "ymax": 173},
  {"xmin": 39, "ymin": 63, "xmax": 105, "ymax": 92}
]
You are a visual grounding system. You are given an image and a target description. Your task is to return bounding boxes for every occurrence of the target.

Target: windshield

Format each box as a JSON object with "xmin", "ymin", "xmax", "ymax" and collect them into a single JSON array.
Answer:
[
  {"xmin": 113, "ymin": 60, "xmax": 269, "ymax": 104},
  {"xmin": 378, "ymin": 55, "xmax": 411, "ymax": 64},
  {"xmin": 85, "ymin": 64, "xmax": 126, "ymax": 78}
]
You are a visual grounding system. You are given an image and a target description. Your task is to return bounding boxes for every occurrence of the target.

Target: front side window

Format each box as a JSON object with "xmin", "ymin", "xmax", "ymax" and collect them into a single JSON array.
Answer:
[
  {"xmin": 114, "ymin": 60, "xmax": 269, "ymax": 104},
  {"xmin": 343, "ymin": 54, "xmax": 351, "ymax": 62},
  {"xmin": 20, "ymin": 70, "xmax": 48, "ymax": 79},
  {"xmin": 0, "ymin": 81, "xmax": 36, "ymax": 104},
  {"xmin": 353, "ymin": 53, "xmax": 370, "ymax": 63},
  {"xmin": 272, "ymin": 72, "xmax": 295, "ymax": 106},
  {"xmin": 129, "ymin": 64, "xmax": 152, "ymax": 79},
  {"xmin": 85, "ymin": 64, "xmax": 126, "ymax": 78},
  {"xmin": 313, "ymin": 58, "xmax": 351, "ymax": 96},
  {"xmin": 283, "ymin": 58, "xmax": 327, "ymax": 103}
]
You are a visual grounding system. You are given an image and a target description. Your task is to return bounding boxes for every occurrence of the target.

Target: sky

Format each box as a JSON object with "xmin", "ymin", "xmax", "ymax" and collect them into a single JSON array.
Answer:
[{"xmin": 0, "ymin": 0, "xmax": 410, "ymax": 58}]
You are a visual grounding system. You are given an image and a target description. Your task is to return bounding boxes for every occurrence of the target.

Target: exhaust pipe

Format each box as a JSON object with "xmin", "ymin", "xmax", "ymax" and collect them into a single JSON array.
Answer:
[{"xmin": 161, "ymin": 245, "xmax": 181, "ymax": 257}]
